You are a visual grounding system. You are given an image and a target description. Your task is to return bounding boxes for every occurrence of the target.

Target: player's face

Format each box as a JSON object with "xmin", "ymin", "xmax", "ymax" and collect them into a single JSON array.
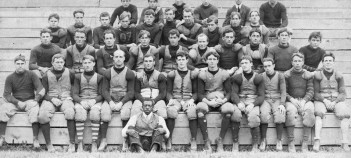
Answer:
[
  {"xmin": 176, "ymin": 56, "xmax": 188, "ymax": 69},
  {"xmin": 197, "ymin": 36, "xmax": 208, "ymax": 49},
  {"xmin": 144, "ymin": 14, "xmax": 155, "ymax": 25},
  {"xmin": 183, "ymin": 12, "xmax": 194, "ymax": 24},
  {"xmin": 100, "ymin": 16, "xmax": 111, "ymax": 26},
  {"xmin": 74, "ymin": 32, "xmax": 86, "ymax": 46},
  {"xmin": 269, "ymin": 0, "xmax": 277, "ymax": 5},
  {"xmin": 169, "ymin": 34, "xmax": 180, "ymax": 46},
  {"xmin": 230, "ymin": 14, "xmax": 241, "ymax": 27},
  {"xmin": 207, "ymin": 21, "xmax": 217, "ymax": 32},
  {"xmin": 113, "ymin": 51, "xmax": 126, "ymax": 67},
  {"xmin": 165, "ymin": 10, "xmax": 175, "ymax": 21},
  {"xmin": 236, "ymin": 0, "xmax": 243, "ymax": 5},
  {"xmin": 148, "ymin": 0, "xmax": 158, "ymax": 8},
  {"xmin": 121, "ymin": 0, "xmax": 131, "ymax": 8},
  {"xmin": 202, "ymin": 0, "xmax": 211, "ymax": 6},
  {"xmin": 120, "ymin": 17, "xmax": 131, "ymax": 28},
  {"xmin": 82, "ymin": 59, "xmax": 95, "ymax": 72},
  {"xmin": 250, "ymin": 11, "xmax": 260, "ymax": 24},
  {"xmin": 142, "ymin": 100, "xmax": 154, "ymax": 115},
  {"xmin": 278, "ymin": 32, "xmax": 290, "ymax": 45},
  {"xmin": 143, "ymin": 56, "xmax": 155, "ymax": 71},
  {"xmin": 52, "ymin": 58, "xmax": 65, "ymax": 71},
  {"xmin": 74, "ymin": 13, "xmax": 84, "ymax": 24},
  {"xmin": 48, "ymin": 17, "xmax": 59, "ymax": 28},
  {"xmin": 249, "ymin": 32, "xmax": 261, "ymax": 45},
  {"xmin": 104, "ymin": 33, "xmax": 116, "ymax": 47},
  {"xmin": 292, "ymin": 56, "xmax": 304, "ymax": 71},
  {"xmin": 139, "ymin": 34, "xmax": 150, "ymax": 47},
  {"xmin": 322, "ymin": 56, "xmax": 335, "ymax": 70},
  {"xmin": 309, "ymin": 37, "xmax": 321, "ymax": 49},
  {"xmin": 206, "ymin": 54, "xmax": 219, "ymax": 68},
  {"xmin": 222, "ymin": 32, "xmax": 235, "ymax": 45},
  {"xmin": 240, "ymin": 59, "xmax": 253, "ymax": 72},
  {"xmin": 40, "ymin": 32, "xmax": 52, "ymax": 45},
  {"xmin": 14, "ymin": 60, "xmax": 26, "ymax": 73},
  {"xmin": 263, "ymin": 61, "xmax": 275, "ymax": 74}
]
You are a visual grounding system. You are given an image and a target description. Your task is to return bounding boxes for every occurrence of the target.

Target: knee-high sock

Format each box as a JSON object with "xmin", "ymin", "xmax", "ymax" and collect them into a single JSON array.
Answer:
[
  {"xmin": 276, "ymin": 123, "xmax": 284, "ymax": 140},
  {"xmin": 41, "ymin": 123, "xmax": 51, "ymax": 145},
  {"xmin": 122, "ymin": 120, "xmax": 129, "ymax": 128},
  {"xmin": 32, "ymin": 123, "xmax": 40, "ymax": 138},
  {"xmin": 314, "ymin": 116, "xmax": 323, "ymax": 140},
  {"xmin": 189, "ymin": 119, "xmax": 197, "ymax": 139},
  {"xmin": 0, "ymin": 122, "xmax": 7, "ymax": 136},
  {"xmin": 76, "ymin": 122, "xmax": 84, "ymax": 142},
  {"xmin": 67, "ymin": 120, "xmax": 76, "ymax": 144},
  {"xmin": 197, "ymin": 117, "xmax": 208, "ymax": 141},
  {"xmin": 166, "ymin": 118, "xmax": 176, "ymax": 138},
  {"xmin": 303, "ymin": 126, "xmax": 311, "ymax": 142},
  {"xmin": 101, "ymin": 122, "xmax": 109, "ymax": 139},
  {"xmin": 232, "ymin": 122, "xmax": 240, "ymax": 142},
  {"xmin": 250, "ymin": 127, "xmax": 260, "ymax": 144},
  {"xmin": 91, "ymin": 122, "xmax": 100, "ymax": 142},
  {"xmin": 260, "ymin": 123, "xmax": 268, "ymax": 140},
  {"xmin": 287, "ymin": 126, "xmax": 295, "ymax": 142},
  {"xmin": 219, "ymin": 116, "xmax": 231, "ymax": 139}
]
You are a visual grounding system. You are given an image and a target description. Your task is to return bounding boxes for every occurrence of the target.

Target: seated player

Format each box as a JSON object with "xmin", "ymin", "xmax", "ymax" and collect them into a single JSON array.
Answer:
[
  {"xmin": 313, "ymin": 53, "xmax": 350, "ymax": 152},
  {"xmin": 259, "ymin": 0, "xmax": 288, "ymax": 37},
  {"xmin": 38, "ymin": 54, "xmax": 75, "ymax": 152},
  {"xmin": 110, "ymin": 0, "xmax": 138, "ymax": 27},
  {"xmin": 223, "ymin": 12, "xmax": 250, "ymax": 45},
  {"xmin": 115, "ymin": 12, "xmax": 137, "ymax": 49},
  {"xmin": 122, "ymin": 99, "xmax": 169, "ymax": 152},
  {"xmin": 139, "ymin": 0, "xmax": 164, "ymax": 27},
  {"xmin": 247, "ymin": 11, "xmax": 270, "ymax": 45},
  {"xmin": 67, "ymin": 9, "xmax": 93, "ymax": 46},
  {"xmin": 135, "ymin": 9, "xmax": 162, "ymax": 47},
  {"xmin": 177, "ymin": 8, "xmax": 203, "ymax": 48},
  {"xmin": 29, "ymin": 28, "xmax": 62, "ymax": 78},
  {"xmin": 160, "ymin": 8, "xmax": 177, "ymax": 46},
  {"xmin": 231, "ymin": 56, "xmax": 264, "ymax": 152},
  {"xmin": 127, "ymin": 30, "xmax": 159, "ymax": 72},
  {"xmin": 188, "ymin": 33, "xmax": 216, "ymax": 68},
  {"xmin": 202, "ymin": 15, "xmax": 222, "ymax": 47},
  {"xmin": 0, "ymin": 55, "xmax": 44, "ymax": 149},
  {"xmin": 299, "ymin": 32, "xmax": 326, "ymax": 72},
  {"xmin": 93, "ymin": 12, "xmax": 114, "ymax": 49},
  {"xmin": 96, "ymin": 30, "xmax": 128, "ymax": 74},
  {"xmin": 259, "ymin": 58, "xmax": 286, "ymax": 151},
  {"xmin": 72, "ymin": 55, "xmax": 104, "ymax": 152},
  {"xmin": 101, "ymin": 50, "xmax": 135, "ymax": 151},
  {"xmin": 241, "ymin": 28, "xmax": 269, "ymax": 73},
  {"xmin": 284, "ymin": 53, "xmax": 315, "ymax": 152},
  {"xmin": 66, "ymin": 30, "xmax": 96, "ymax": 74},
  {"xmin": 223, "ymin": 0, "xmax": 251, "ymax": 26},
  {"xmin": 193, "ymin": 0, "xmax": 218, "ymax": 26},
  {"xmin": 197, "ymin": 51, "xmax": 232, "ymax": 152},
  {"xmin": 46, "ymin": 13, "xmax": 67, "ymax": 48}
]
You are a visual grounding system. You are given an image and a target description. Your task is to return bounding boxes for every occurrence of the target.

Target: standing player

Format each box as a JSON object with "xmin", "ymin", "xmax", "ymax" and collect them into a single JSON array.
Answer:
[
  {"xmin": 259, "ymin": 0, "xmax": 288, "ymax": 37},
  {"xmin": 46, "ymin": 13, "xmax": 67, "ymax": 48}
]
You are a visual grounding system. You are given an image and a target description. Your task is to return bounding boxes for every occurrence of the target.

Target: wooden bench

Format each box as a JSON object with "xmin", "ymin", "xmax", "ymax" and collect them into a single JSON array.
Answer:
[{"xmin": 4, "ymin": 112, "xmax": 351, "ymax": 145}]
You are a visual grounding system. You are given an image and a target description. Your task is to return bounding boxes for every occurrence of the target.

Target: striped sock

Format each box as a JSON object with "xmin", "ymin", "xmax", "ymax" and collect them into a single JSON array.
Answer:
[
  {"xmin": 76, "ymin": 122, "xmax": 85, "ymax": 141},
  {"xmin": 91, "ymin": 122, "xmax": 100, "ymax": 141}
]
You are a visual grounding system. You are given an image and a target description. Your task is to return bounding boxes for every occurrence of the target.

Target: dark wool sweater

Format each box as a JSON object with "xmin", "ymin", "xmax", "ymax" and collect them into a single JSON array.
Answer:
[
  {"xmin": 48, "ymin": 26, "xmax": 67, "ymax": 48},
  {"xmin": 285, "ymin": 69, "xmax": 314, "ymax": 102},
  {"xmin": 72, "ymin": 71, "xmax": 104, "ymax": 103},
  {"xmin": 67, "ymin": 24, "xmax": 93, "ymax": 45},
  {"xmin": 193, "ymin": 4, "xmax": 218, "ymax": 24},
  {"xmin": 214, "ymin": 43, "xmax": 243, "ymax": 70},
  {"xmin": 4, "ymin": 70, "xmax": 44, "ymax": 104},
  {"xmin": 267, "ymin": 43, "xmax": 298, "ymax": 71},
  {"xmin": 161, "ymin": 21, "xmax": 177, "ymax": 45},
  {"xmin": 299, "ymin": 45, "xmax": 326, "ymax": 72},
  {"xmin": 259, "ymin": 2, "xmax": 288, "ymax": 28},
  {"xmin": 173, "ymin": 3, "xmax": 186, "ymax": 21},
  {"xmin": 115, "ymin": 26, "xmax": 136, "ymax": 45},
  {"xmin": 203, "ymin": 27, "xmax": 221, "ymax": 47},
  {"xmin": 42, "ymin": 68, "xmax": 75, "ymax": 101},
  {"xmin": 139, "ymin": 7, "xmax": 164, "ymax": 25},
  {"xmin": 93, "ymin": 25, "xmax": 114, "ymax": 49},
  {"xmin": 135, "ymin": 23, "xmax": 162, "ymax": 46},
  {"xmin": 110, "ymin": 4, "xmax": 138, "ymax": 26},
  {"xmin": 96, "ymin": 45, "xmax": 129, "ymax": 74},
  {"xmin": 29, "ymin": 43, "xmax": 62, "ymax": 70},
  {"xmin": 135, "ymin": 69, "xmax": 166, "ymax": 103}
]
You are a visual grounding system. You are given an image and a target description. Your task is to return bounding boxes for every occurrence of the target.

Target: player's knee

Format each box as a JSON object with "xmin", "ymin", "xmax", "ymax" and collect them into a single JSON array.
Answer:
[
  {"xmin": 63, "ymin": 107, "xmax": 75, "ymax": 120},
  {"xmin": 196, "ymin": 102, "xmax": 209, "ymax": 113},
  {"xmin": 260, "ymin": 111, "xmax": 271, "ymax": 124},
  {"xmin": 38, "ymin": 111, "xmax": 51, "ymax": 124},
  {"xmin": 230, "ymin": 110, "xmax": 242, "ymax": 122},
  {"xmin": 75, "ymin": 106, "xmax": 87, "ymax": 122},
  {"xmin": 303, "ymin": 110, "xmax": 315, "ymax": 127},
  {"xmin": 89, "ymin": 107, "xmax": 101, "ymax": 122},
  {"xmin": 101, "ymin": 102, "xmax": 112, "ymax": 122},
  {"xmin": 167, "ymin": 106, "xmax": 178, "ymax": 119},
  {"xmin": 335, "ymin": 102, "xmax": 351, "ymax": 119},
  {"xmin": 221, "ymin": 103, "xmax": 234, "ymax": 115},
  {"xmin": 120, "ymin": 108, "xmax": 131, "ymax": 121},
  {"xmin": 186, "ymin": 107, "xmax": 197, "ymax": 120},
  {"xmin": 248, "ymin": 114, "xmax": 260, "ymax": 128},
  {"xmin": 314, "ymin": 110, "xmax": 325, "ymax": 118},
  {"xmin": 273, "ymin": 111, "xmax": 286, "ymax": 124}
]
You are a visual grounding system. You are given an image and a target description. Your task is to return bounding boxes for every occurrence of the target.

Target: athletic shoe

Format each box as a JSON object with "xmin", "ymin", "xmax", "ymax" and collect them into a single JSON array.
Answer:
[{"xmin": 215, "ymin": 137, "xmax": 224, "ymax": 152}]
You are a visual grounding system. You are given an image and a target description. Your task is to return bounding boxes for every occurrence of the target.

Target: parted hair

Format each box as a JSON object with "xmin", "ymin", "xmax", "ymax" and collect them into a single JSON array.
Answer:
[
  {"xmin": 308, "ymin": 31, "xmax": 322, "ymax": 41},
  {"xmin": 143, "ymin": 54, "xmax": 156, "ymax": 61},
  {"xmin": 165, "ymin": 8, "xmax": 175, "ymax": 14},
  {"xmin": 206, "ymin": 15, "xmax": 218, "ymax": 24},
  {"xmin": 249, "ymin": 10, "xmax": 260, "ymax": 17},
  {"xmin": 204, "ymin": 50, "xmax": 220, "ymax": 60},
  {"xmin": 138, "ymin": 30, "xmax": 151, "ymax": 38},
  {"xmin": 100, "ymin": 12, "xmax": 110, "ymax": 19},
  {"xmin": 262, "ymin": 58, "xmax": 275, "ymax": 64},
  {"xmin": 183, "ymin": 8, "xmax": 193, "ymax": 15},
  {"xmin": 176, "ymin": 50, "xmax": 189, "ymax": 59},
  {"xmin": 222, "ymin": 27, "xmax": 235, "ymax": 37},
  {"xmin": 322, "ymin": 52, "xmax": 335, "ymax": 61},
  {"xmin": 230, "ymin": 12, "xmax": 241, "ymax": 19},
  {"xmin": 103, "ymin": 29, "xmax": 116, "ymax": 39},
  {"xmin": 73, "ymin": 9, "xmax": 85, "ymax": 17},
  {"xmin": 83, "ymin": 55, "xmax": 95, "ymax": 62},
  {"xmin": 169, "ymin": 29, "xmax": 180, "ymax": 37},
  {"xmin": 51, "ymin": 54, "xmax": 65, "ymax": 63},
  {"xmin": 277, "ymin": 27, "xmax": 293, "ymax": 36},
  {"xmin": 48, "ymin": 13, "xmax": 60, "ymax": 21},
  {"xmin": 14, "ymin": 54, "xmax": 26, "ymax": 62},
  {"xmin": 144, "ymin": 9, "xmax": 156, "ymax": 16},
  {"xmin": 291, "ymin": 53, "xmax": 304, "ymax": 60},
  {"xmin": 249, "ymin": 28, "xmax": 262, "ymax": 36},
  {"xmin": 74, "ymin": 28, "xmax": 87, "ymax": 37},
  {"xmin": 40, "ymin": 28, "xmax": 52, "ymax": 36},
  {"xmin": 120, "ymin": 11, "xmax": 131, "ymax": 20},
  {"xmin": 197, "ymin": 33, "xmax": 209, "ymax": 42},
  {"xmin": 240, "ymin": 55, "xmax": 253, "ymax": 62}
]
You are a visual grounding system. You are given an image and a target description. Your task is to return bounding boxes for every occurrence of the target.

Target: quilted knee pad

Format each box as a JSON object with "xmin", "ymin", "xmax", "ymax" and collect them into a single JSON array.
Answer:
[
  {"xmin": 101, "ymin": 101, "xmax": 112, "ymax": 122},
  {"xmin": 89, "ymin": 104, "xmax": 101, "ymax": 122},
  {"xmin": 273, "ymin": 110, "xmax": 286, "ymax": 124},
  {"xmin": 186, "ymin": 106, "xmax": 197, "ymax": 120},
  {"xmin": 196, "ymin": 102, "xmax": 209, "ymax": 114},
  {"xmin": 154, "ymin": 101, "xmax": 167, "ymax": 119},
  {"xmin": 38, "ymin": 101, "xmax": 54, "ymax": 124},
  {"xmin": 62, "ymin": 101, "xmax": 75, "ymax": 120},
  {"xmin": 247, "ymin": 108, "xmax": 260, "ymax": 128},
  {"xmin": 302, "ymin": 110, "xmax": 316, "ymax": 127},
  {"xmin": 167, "ymin": 106, "xmax": 179, "ymax": 119},
  {"xmin": 230, "ymin": 107, "xmax": 242, "ymax": 122},
  {"xmin": 120, "ymin": 101, "xmax": 133, "ymax": 120},
  {"xmin": 131, "ymin": 100, "xmax": 143, "ymax": 117},
  {"xmin": 220, "ymin": 103, "xmax": 234, "ymax": 114},
  {"xmin": 75, "ymin": 104, "xmax": 87, "ymax": 122},
  {"xmin": 335, "ymin": 102, "xmax": 351, "ymax": 119}
]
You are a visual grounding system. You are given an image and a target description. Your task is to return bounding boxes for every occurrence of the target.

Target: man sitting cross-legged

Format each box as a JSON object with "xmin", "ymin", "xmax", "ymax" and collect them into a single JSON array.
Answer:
[
  {"xmin": 313, "ymin": 53, "xmax": 350, "ymax": 152},
  {"xmin": 122, "ymin": 99, "xmax": 169, "ymax": 152},
  {"xmin": 0, "ymin": 55, "xmax": 45, "ymax": 149},
  {"xmin": 38, "ymin": 54, "xmax": 75, "ymax": 152},
  {"xmin": 72, "ymin": 55, "xmax": 104, "ymax": 152}
]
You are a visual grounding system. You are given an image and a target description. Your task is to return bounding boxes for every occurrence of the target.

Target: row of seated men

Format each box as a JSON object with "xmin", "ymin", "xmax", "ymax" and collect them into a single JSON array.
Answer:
[
  {"xmin": 47, "ymin": 0, "xmax": 288, "ymax": 50},
  {"xmin": 0, "ymin": 24, "xmax": 349, "ymax": 153}
]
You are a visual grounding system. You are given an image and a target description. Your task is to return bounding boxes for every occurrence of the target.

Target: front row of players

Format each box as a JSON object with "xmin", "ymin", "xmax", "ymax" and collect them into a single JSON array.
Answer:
[{"xmin": 0, "ymin": 49, "xmax": 349, "ymax": 152}]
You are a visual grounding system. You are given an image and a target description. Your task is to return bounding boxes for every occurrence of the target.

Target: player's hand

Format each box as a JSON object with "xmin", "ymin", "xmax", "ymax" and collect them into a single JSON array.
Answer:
[
  {"xmin": 80, "ymin": 100, "xmax": 89, "ymax": 110},
  {"xmin": 186, "ymin": 99, "xmax": 196, "ymax": 107},
  {"xmin": 167, "ymin": 99, "xmax": 176, "ymax": 107},
  {"xmin": 216, "ymin": 98, "xmax": 227, "ymax": 105},
  {"xmin": 329, "ymin": 101, "xmax": 336, "ymax": 111},
  {"xmin": 278, "ymin": 105, "xmax": 286, "ymax": 114},
  {"xmin": 17, "ymin": 101, "xmax": 26, "ymax": 110},
  {"xmin": 87, "ymin": 99, "xmax": 96, "ymax": 107},
  {"xmin": 300, "ymin": 99, "xmax": 306, "ymax": 108},
  {"xmin": 109, "ymin": 101, "xmax": 117, "ymax": 110},
  {"xmin": 126, "ymin": 128, "xmax": 138, "ymax": 135},
  {"xmin": 51, "ymin": 98, "xmax": 62, "ymax": 107},
  {"xmin": 245, "ymin": 103, "xmax": 254, "ymax": 114},
  {"xmin": 290, "ymin": 98, "xmax": 300, "ymax": 108},
  {"xmin": 238, "ymin": 102, "xmax": 245, "ymax": 111},
  {"xmin": 201, "ymin": 18, "xmax": 208, "ymax": 25},
  {"xmin": 179, "ymin": 34, "xmax": 187, "ymax": 40},
  {"xmin": 156, "ymin": 128, "xmax": 166, "ymax": 134}
]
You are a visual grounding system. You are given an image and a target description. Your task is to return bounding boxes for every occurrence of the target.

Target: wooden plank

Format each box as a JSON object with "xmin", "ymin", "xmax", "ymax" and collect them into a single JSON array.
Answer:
[
  {"xmin": 0, "ymin": 0, "xmax": 100, "ymax": 7},
  {"xmin": 311, "ymin": 128, "xmax": 351, "ymax": 145}
]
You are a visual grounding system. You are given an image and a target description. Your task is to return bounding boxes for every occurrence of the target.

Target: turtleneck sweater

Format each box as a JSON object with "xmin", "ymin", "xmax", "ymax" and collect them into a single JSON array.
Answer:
[
  {"xmin": 299, "ymin": 45, "xmax": 326, "ymax": 72},
  {"xmin": 29, "ymin": 43, "xmax": 62, "ymax": 70},
  {"xmin": 268, "ymin": 43, "xmax": 298, "ymax": 71}
]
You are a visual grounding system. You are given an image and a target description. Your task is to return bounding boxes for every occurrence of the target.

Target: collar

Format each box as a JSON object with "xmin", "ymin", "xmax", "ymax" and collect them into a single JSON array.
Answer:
[
  {"xmin": 235, "ymin": 3, "xmax": 242, "ymax": 8},
  {"xmin": 269, "ymin": 2, "xmax": 278, "ymax": 7},
  {"xmin": 143, "ymin": 112, "xmax": 154, "ymax": 120}
]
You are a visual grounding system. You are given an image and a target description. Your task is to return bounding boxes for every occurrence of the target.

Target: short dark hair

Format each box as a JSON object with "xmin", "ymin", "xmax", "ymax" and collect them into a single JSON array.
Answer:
[
  {"xmin": 249, "ymin": 10, "xmax": 260, "ymax": 17},
  {"xmin": 144, "ymin": 54, "xmax": 155, "ymax": 61},
  {"xmin": 144, "ymin": 9, "xmax": 155, "ymax": 17},
  {"xmin": 262, "ymin": 58, "xmax": 274, "ymax": 64},
  {"xmin": 204, "ymin": 50, "xmax": 220, "ymax": 60},
  {"xmin": 100, "ymin": 12, "xmax": 110, "ymax": 19},
  {"xmin": 176, "ymin": 50, "xmax": 189, "ymax": 59},
  {"xmin": 74, "ymin": 29, "xmax": 87, "ymax": 37},
  {"xmin": 40, "ymin": 28, "xmax": 52, "ymax": 36},
  {"xmin": 240, "ymin": 55, "xmax": 253, "ymax": 62},
  {"xmin": 322, "ymin": 52, "xmax": 335, "ymax": 62},
  {"xmin": 14, "ymin": 54, "xmax": 26, "ymax": 62},
  {"xmin": 138, "ymin": 30, "xmax": 151, "ymax": 39},
  {"xmin": 169, "ymin": 29, "xmax": 180, "ymax": 37},
  {"xmin": 73, "ymin": 9, "xmax": 85, "ymax": 17},
  {"xmin": 83, "ymin": 55, "xmax": 95, "ymax": 62},
  {"xmin": 206, "ymin": 15, "xmax": 218, "ymax": 24},
  {"xmin": 103, "ymin": 29, "xmax": 116, "ymax": 39},
  {"xmin": 230, "ymin": 12, "xmax": 241, "ymax": 19},
  {"xmin": 165, "ymin": 8, "xmax": 174, "ymax": 14},
  {"xmin": 277, "ymin": 28, "xmax": 292, "ymax": 36},
  {"xmin": 183, "ymin": 8, "xmax": 193, "ymax": 16},
  {"xmin": 113, "ymin": 49, "xmax": 130, "ymax": 62},
  {"xmin": 120, "ymin": 11, "xmax": 131, "ymax": 20},
  {"xmin": 249, "ymin": 28, "xmax": 262, "ymax": 37},
  {"xmin": 308, "ymin": 31, "xmax": 322, "ymax": 41},
  {"xmin": 48, "ymin": 13, "xmax": 60, "ymax": 21},
  {"xmin": 222, "ymin": 27, "xmax": 235, "ymax": 37},
  {"xmin": 292, "ymin": 53, "xmax": 304, "ymax": 60},
  {"xmin": 52, "ymin": 54, "xmax": 65, "ymax": 62}
]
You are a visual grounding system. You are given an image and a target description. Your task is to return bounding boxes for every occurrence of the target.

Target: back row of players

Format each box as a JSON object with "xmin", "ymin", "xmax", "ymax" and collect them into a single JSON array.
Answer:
[{"xmin": 1, "ymin": 0, "xmax": 349, "ymax": 153}]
